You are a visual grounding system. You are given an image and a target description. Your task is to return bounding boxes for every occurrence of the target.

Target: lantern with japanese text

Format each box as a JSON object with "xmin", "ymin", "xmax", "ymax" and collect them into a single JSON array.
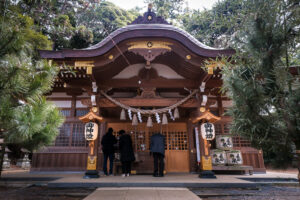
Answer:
[
  {"xmin": 200, "ymin": 122, "xmax": 215, "ymax": 140},
  {"xmin": 84, "ymin": 122, "xmax": 98, "ymax": 141}
]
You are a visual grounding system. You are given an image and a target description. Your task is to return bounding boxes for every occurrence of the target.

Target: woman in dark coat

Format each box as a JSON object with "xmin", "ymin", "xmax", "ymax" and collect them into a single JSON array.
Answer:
[{"xmin": 118, "ymin": 130, "xmax": 135, "ymax": 177}]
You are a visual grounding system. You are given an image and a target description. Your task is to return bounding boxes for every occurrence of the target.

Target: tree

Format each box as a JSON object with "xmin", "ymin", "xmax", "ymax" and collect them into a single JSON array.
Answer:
[
  {"xmin": 181, "ymin": 0, "xmax": 243, "ymax": 47},
  {"xmin": 145, "ymin": 0, "xmax": 185, "ymax": 23},
  {"xmin": 15, "ymin": 0, "xmax": 96, "ymax": 49},
  {"xmin": 222, "ymin": 0, "xmax": 300, "ymax": 171},
  {"xmin": 76, "ymin": 1, "xmax": 138, "ymax": 44},
  {"xmin": 0, "ymin": 2, "xmax": 64, "ymax": 176}
]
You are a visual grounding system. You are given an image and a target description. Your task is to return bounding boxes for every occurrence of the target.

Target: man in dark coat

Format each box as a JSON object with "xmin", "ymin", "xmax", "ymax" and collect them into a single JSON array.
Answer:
[
  {"xmin": 119, "ymin": 130, "xmax": 135, "ymax": 177},
  {"xmin": 150, "ymin": 133, "xmax": 165, "ymax": 177},
  {"xmin": 101, "ymin": 127, "xmax": 117, "ymax": 176}
]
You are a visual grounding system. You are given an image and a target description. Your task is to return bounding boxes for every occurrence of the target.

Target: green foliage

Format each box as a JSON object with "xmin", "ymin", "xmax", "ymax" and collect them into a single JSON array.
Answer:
[
  {"xmin": 0, "ymin": 13, "xmax": 52, "ymax": 57},
  {"xmin": 76, "ymin": 1, "xmax": 138, "ymax": 44},
  {"xmin": 222, "ymin": 0, "xmax": 300, "ymax": 168},
  {"xmin": 70, "ymin": 25, "xmax": 94, "ymax": 49},
  {"xmin": 0, "ymin": 2, "xmax": 64, "ymax": 152},
  {"xmin": 182, "ymin": 0, "xmax": 243, "ymax": 47},
  {"xmin": 145, "ymin": 0, "xmax": 185, "ymax": 23},
  {"xmin": 50, "ymin": 14, "xmax": 75, "ymax": 49}
]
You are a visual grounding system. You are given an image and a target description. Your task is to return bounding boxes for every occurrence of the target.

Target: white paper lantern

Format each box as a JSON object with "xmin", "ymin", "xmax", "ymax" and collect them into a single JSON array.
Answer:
[
  {"xmin": 200, "ymin": 122, "xmax": 215, "ymax": 140},
  {"xmin": 84, "ymin": 122, "xmax": 98, "ymax": 140}
]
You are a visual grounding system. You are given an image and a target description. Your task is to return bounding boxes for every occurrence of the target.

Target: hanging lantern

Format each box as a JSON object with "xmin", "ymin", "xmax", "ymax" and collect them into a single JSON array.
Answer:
[
  {"xmin": 132, "ymin": 114, "xmax": 138, "ymax": 126},
  {"xmin": 120, "ymin": 109, "xmax": 126, "ymax": 120},
  {"xmin": 128, "ymin": 109, "xmax": 132, "ymax": 120},
  {"xmin": 162, "ymin": 113, "xmax": 168, "ymax": 125},
  {"xmin": 84, "ymin": 122, "xmax": 98, "ymax": 140},
  {"xmin": 137, "ymin": 112, "xmax": 142, "ymax": 123},
  {"xmin": 200, "ymin": 122, "xmax": 215, "ymax": 140},
  {"xmin": 147, "ymin": 116, "xmax": 153, "ymax": 127},
  {"xmin": 174, "ymin": 107, "xmax": 180, "ymax": 119},
  {"xmin": 155, "ymin": 113, "xmax": 161, "ymax": 123}
]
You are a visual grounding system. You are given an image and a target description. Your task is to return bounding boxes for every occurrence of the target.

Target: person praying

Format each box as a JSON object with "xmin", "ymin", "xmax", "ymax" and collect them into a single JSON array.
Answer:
[
  {"xmin": 150, "ymin": 132, "xmax": 165, "ymax": 177},
  {"xmin": 101, "ymin": 127, "xmax": 117, "ymax": 176},
  {"xmin": 118, "ymin": 130, "xmax": 135, "ymax": 177}
]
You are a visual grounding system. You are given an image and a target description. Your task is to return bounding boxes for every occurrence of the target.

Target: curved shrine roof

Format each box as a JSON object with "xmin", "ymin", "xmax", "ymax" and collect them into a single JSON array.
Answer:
[{"xmin": 40, "ymin": 8, "xmax": 235, "ymax": 59}]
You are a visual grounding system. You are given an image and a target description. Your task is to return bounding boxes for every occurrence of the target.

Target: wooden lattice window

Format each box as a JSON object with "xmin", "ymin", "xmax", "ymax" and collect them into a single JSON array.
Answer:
[
  {"xmin": 135, "ymin": 130, "xmax": 147, "ymax": 151},
  {"xmin": 75, "ymin": 109, "xmax": 89, "ymax": 117},
  {"xmin": 224, "ymin": 123, "xmax": 231, "ymax": 134},
  {"xmin": 60, "ymin": 109, "xmax": 70, "ymax": 117},
  {"xmin": 233, "ymin": 136, "xmax": 251, "ymax": 147},
  {"xmin": 215, "ymin": 124, "xmax": 222, "ymax": 135},
  {"xmin": 71, "ymin": 123, "xmax": 87, "ymax": 147},
  {"xmin": 55, "ymin": 123, "xmax": 71, "ymax": 146},
  {"xmin": 167, "ymin": 131, "xmax": 188, "ymax": 150}
]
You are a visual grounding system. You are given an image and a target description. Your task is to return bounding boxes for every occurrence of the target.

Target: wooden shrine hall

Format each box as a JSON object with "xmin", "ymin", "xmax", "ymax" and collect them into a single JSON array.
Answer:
[{"xmin": 32, "ymin": 6, "xmax": 266, "ymax": 174}]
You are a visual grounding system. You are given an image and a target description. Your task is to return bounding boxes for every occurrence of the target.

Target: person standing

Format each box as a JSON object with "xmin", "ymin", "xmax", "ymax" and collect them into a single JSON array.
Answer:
[
  {"xmin": 101, "ymin": 127, "xmax": 117, "ymax": 176},
  {"xmin": 119, "ymin": 130, "xmax": 135, "ymax": 177},
  {"xmin": 150, "ymin": 132, "xmax": 165, "ymax": 177}
]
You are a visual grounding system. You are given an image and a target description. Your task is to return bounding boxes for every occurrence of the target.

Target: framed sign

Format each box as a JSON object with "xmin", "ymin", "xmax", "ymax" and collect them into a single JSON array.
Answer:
[
  {"xmin": 200, "ymin": 122, "xmax": 215, "ymax": 140},
  {"xmin": 85, "ymin": 122, "xmax": 98, "ymax": 141}
]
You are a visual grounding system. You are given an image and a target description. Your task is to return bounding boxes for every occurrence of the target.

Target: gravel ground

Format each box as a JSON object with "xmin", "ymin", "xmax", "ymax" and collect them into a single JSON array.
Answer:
[
  {"xmin": 191, "ymin": 185, "xmax": 300, "ymax": 200},
  {"xmin": 0, "ymin": 186, "xmax": 95, "ymax": 200},
  {"xmin": 0, "ymin": 185, "xmax": 299, "ymax": 200}
]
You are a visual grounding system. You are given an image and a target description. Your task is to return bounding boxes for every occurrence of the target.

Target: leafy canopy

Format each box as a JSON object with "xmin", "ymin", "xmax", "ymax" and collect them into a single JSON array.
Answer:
[{"xmin": 222, "ymin": 0, "xmax": 300, "ymax": 167}]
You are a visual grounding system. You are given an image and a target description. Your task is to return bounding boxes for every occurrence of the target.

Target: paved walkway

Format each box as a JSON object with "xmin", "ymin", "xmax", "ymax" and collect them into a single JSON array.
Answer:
[
  {"xmin": 83, "ymin": 187, "xmax": 201, "ymax": 200},
  {"xmin": 1, "ymin": 170, "xmax": 298, "ymax": 188}
]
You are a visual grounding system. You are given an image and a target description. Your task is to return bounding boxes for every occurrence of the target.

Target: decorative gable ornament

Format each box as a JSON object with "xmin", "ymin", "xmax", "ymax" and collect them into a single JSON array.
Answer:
[
  {"xmin": 84, "ymin": 122, "xmax": 98, "ymax": 141},
  {"xmin": 200, "ymin": 122, "xmax": 215, "ymax": 140}
]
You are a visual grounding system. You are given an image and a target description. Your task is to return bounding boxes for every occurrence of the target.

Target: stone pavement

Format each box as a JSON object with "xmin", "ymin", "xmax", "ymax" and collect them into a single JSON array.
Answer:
[
  {"xmin": 1, "ymin": 170, "xmax": 298, "ymax": 188},
  {"xmin": 83, "ymin": 187, "xmax": 200, "ymax": 200}
]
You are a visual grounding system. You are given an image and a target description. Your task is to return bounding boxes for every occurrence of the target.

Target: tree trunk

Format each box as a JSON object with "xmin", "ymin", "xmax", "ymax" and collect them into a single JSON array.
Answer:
[
  {"xmin": 0, "ymin": 143, "xmax": 5, "ymax": 178},
  {"xmin": 295, "ymin": 142, "xmax": 300, "ymax": 184}
]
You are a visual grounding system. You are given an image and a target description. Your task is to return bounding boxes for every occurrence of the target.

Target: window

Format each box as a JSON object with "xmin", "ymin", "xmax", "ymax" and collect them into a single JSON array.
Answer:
[
  {"xmin": 55, "ymin": 123, "xmax": 71, "ymax": 146},
  {"xmin": 54, "ymin": 122, "xmax": 88, "ymax": 147},
  {"xmin": 215, "ymin": 124, "xmax": 222, "ymax": 135},
  {"xmin": 224, "ymin": 123, "xmax": 231, "ymax": 134},
  {"xmin": 76, "ymin": 109, "xmax": 89, "ymax": 117},
  {"xmin": 60, "ymin": 109, "xmax": 71, "ymax": 117},
  {"xmin": 71, "ymin": 123, "xmax": 87, "ymax": 147}
]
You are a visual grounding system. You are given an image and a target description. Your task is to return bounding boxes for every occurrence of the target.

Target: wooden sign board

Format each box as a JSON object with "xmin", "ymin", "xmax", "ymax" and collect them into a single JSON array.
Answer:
[
  {"xmin": 87, "ymin": 156, "xmax": 97, "ymax": 170},
  {"xmin": 201, "ymin": 156, "xmax": 212, "ymax": 170}
]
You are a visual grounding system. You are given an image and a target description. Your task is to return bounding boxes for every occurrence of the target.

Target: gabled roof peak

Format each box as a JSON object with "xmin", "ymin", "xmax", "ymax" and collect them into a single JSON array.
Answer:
[{"xmin": 129, "ymin": 4, "xmax": 169, "ymax": 25}]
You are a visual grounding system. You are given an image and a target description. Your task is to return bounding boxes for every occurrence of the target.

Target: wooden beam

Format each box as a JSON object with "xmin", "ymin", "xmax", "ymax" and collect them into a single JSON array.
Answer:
[{"xmin": 98, "ymin": 77, "xmax": 201, "ymax": 89}]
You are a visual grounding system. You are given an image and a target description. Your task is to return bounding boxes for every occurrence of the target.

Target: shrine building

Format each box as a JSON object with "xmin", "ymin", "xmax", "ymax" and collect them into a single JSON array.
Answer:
[{"xmin": 32, "ymin": 7, "xmax": 266, "ymax": 174}]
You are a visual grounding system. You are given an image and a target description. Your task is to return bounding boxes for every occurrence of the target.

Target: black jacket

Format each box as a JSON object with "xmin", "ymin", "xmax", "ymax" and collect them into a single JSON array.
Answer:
[
  {"xmin": 150, "ymin": 133, "xmax": 165, "ymax": 156},
  {"xmin": 101, "ymin": 132, "xmax": 117, "ymax": 154},
  {"xmin": 119, "ymin": 134, "xmax": 135, "ymax": 162}
]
